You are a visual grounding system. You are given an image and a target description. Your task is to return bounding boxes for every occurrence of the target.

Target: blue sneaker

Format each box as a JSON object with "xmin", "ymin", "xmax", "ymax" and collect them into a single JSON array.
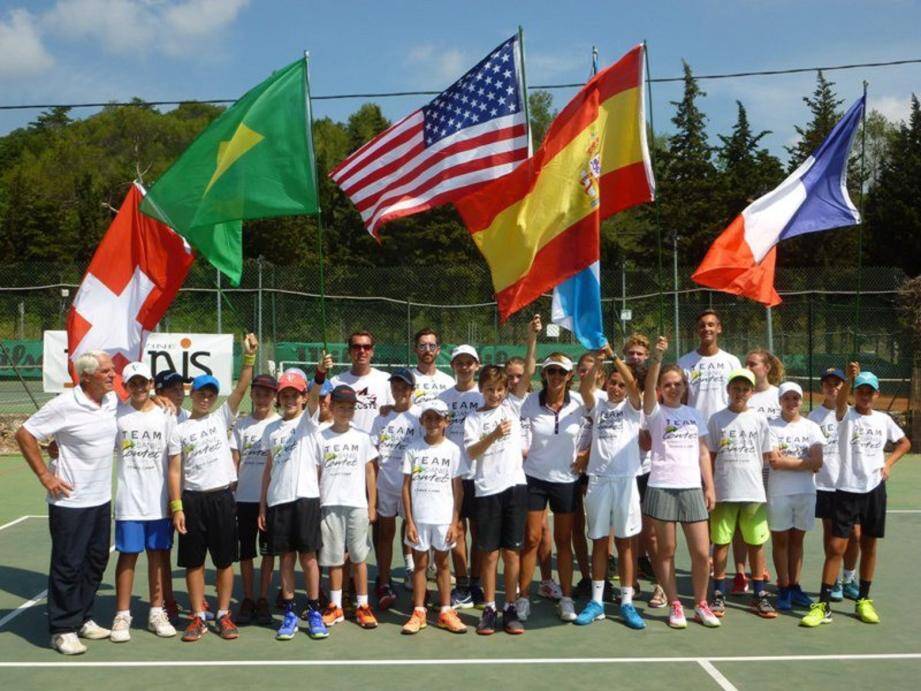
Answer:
[
  {"xmin": 470, "ymin": 584, "xmax": 486, "ymax": 609},
  {"xmin": 620, "ymin": 603, "xmax": 646, "ymax": 630},
  {"xmin": 306, "ymin": 609, "xmax": 329, "ymax": 639},
  {"xmin": 775, "ymin": 587, "xmax": 793, "ymax": 612},
  {"xmin": 790, "ymin": 585, "xmax": 814, "ymax": 608},
  {"xmin": 275, "ymin": 610, "xmax": 299, "ymax": 640},
  {"xmin": 843, "ymin": 579, "xmax": 860, "ymax": 601},
  {"xmin": 451, "ymin": 587, "xmax": 474, "ymax": 609},
  {"xmin": 830, "ymin": 579, "xmax": 844, "ymax": 602},
  {"xmin": 574, "ymin": 600, "xmax": 605, "ymax": 626}
]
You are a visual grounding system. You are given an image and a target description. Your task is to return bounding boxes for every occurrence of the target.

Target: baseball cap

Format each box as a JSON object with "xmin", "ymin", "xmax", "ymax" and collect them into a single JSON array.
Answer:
[
  {"xmin": 820, "ymin": 367, "xmax": 846, "ymax": 382},
  {"xmin": 541, "ymin": 356, "xmax": 573, "ymax": 372},
  {"xmin": 154, "ymin": 370, "xmax": 184, "ymax": 390},
  {"xmin": 420, "ymin": 398, "xmax": 450, "ymax": 417},
  {"xmin": 276, "ymin": 372, "xmax": 306, "ymax": 393},
  {"xmin": 727, "ymin": 368, "xmax": 756, "ymax": 387},
  {"xmin": 284, "ymin": 367, "xmax": 309, "ymax": 381},
  {"xmin": 778, "ymin": 381, "xmax": 804, "ymax": 398},
  {"xmin": 309, "ymin": 379, "xmax": 334, "ymax": 396},
  {"xmin": 190, "ymin": 374, "xmax": 220, "ymax": 393},
  {"xmin": 451, "ymin": 344, "xmax": 479, "ymax": 362},
  {"xmin": 122, "ymin": 361, "xmax": 152, "ymax": 383},
  {"xmin": 389, "ymin": 367, "xmax": 416, "ymax": 387},
  {"xmin": 251, "ymin": 374, "xmax": 278, "ymax": 391},
  {"xmin": 854, "ymin": 371, "xmax": 880, "ymax": 391},
  {"xmin": 330, "ymin": 384, "xmax": 357, "ymax": 403}
]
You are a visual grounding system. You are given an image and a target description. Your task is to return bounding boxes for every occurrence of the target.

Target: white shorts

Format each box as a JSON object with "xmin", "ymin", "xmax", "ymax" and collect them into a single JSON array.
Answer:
[
  {"xmin": 585, "ymin": 475, "xmax": 642, "ymax": 540},
  {"xmin": 768, "ymin": 493, "xmax": 816, "ymax": 532},
  {"xmin": 404, "ymin": 522, "xmax": 454, "ymax": 553},
  {"xmin": 376, "ymin": 486, "xmax": 403, "ymax": 519},
  {"xmin": 319, "ymin": 506, "xmax": 371, "ymax": 567}
]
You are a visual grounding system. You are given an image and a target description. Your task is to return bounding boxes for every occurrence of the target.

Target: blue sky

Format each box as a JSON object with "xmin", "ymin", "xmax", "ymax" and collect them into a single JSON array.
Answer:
[{"xmin": 1, "ymin": 0, "xmax": 919, "ymax": 160}]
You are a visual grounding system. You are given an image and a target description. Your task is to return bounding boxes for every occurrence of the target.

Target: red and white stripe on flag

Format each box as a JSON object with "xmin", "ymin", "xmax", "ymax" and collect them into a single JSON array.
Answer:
[
  {"xmin": 329, "ymin": 35, "xmax": 530, "ymax": 239},
  {"xmin": 66, "ymin": 182, "xmax": 194, "ymax": 381}
]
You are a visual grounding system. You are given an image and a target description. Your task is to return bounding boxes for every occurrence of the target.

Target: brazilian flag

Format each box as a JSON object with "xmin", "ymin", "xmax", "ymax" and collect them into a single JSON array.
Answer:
[{"xmin": 141, "ymin": 58, "xmax": 319, "ymax": 284}]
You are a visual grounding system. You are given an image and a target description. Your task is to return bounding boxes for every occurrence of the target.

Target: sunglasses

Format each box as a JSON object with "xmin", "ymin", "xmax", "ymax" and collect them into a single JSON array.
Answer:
[
  {"xmin": 544, "ymin": 367, "xmax": 568, "ymax": 376},
  {"xmin": 416, "ymin": 343, "xmax": 438, "ymax": 352},
  {"xmin": 350, "ymin": 343, "xmax": 373, "ymax": 351}
]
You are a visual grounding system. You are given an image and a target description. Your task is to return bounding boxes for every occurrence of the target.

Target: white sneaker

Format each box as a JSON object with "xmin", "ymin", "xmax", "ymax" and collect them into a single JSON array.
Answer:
[
  {"xmin": 538, "ymin": 580, "xmax": 563, "ymax": 601},
  {"xmin": 558, "ymin": 596, "xmax": 577, "ymax": 622},
  {"xmin": 147, "ymin": 610, "xmax": 177, "ymax": 638},
  {"xmin": 668, "ymin": 601, "xmax": 687, "ymax": 629},
  {"xmin": 515, "ymin": 596, "xmax": 530, "ymax": 622},
  {"xmin": 51, "ymin": 632, "xmax": 86, "ymax": 655},
  {"xmin": 694, "ymin": 602, "xmax": 721, "ymax": 628},
  {"xmin": 110, "ymin": 613, "xmax": 131, "ymax": 643},
  {"xmin": 78, "ymin": 619, "xmax": 111, "ymax": 640}
]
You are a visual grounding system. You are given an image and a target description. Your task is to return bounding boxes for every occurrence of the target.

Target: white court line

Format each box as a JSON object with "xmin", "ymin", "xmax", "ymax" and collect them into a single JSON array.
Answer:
[
  {"xmin": 698, "ymin": 660, "xmax": 738, "ymax": 691},
  {"xmin": 0, "ymin": 515, "xmax": 47, "ymax": 531},
  {"xmin": 0, "ymin": 653, "xmax": 920, "ymax": 668},
  {"xmin": 888, "ymin": 509, "xmax": 921, "ymax": 514}
]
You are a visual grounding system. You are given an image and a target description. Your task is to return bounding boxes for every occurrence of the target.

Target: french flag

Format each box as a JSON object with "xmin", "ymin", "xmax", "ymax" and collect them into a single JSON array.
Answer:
[
  {"xmin": 693, "ymin": 96, "xmax": 865, "ymax": 306},
  {"xmin": 551, "ymin": 261, "xmax": 607, "ymax": 349}
]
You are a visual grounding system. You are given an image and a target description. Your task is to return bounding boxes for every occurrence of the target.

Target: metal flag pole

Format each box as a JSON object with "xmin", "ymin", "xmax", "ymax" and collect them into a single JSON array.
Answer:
[
  {"xmin": 643, "ymin": 40, "xmax": 667, "ymax": 340},
  {"xmin": 853, "ymin": 81, "xmax": 869, "ymax": 358},
  {"xmin": 304, "ymin": 51, "xmax": 328, "ymax": 352},
  {"xmin": 517, "ymin": 26, "xmax": 533, "ymax": 156}
]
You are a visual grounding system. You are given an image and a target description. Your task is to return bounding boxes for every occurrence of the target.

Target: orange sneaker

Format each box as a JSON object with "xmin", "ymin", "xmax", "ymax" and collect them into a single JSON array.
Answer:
[
  {"xmin": 401, "ymin": 608, "xmax": 427, "ymax": 635},
  {"xmin": 181, "ymin": 615, "xmax": 208, "ymax": 642},
  {"xmin": 355, "ymin": 604, "xmax": 378, "ymax": 629},
  {"xmin": 322, "ymin": 603, "xmax": 344, "ymax": 626},
  {"xmin": 437, "ymin": 608, "xmax": 467, "ymax": 634}
]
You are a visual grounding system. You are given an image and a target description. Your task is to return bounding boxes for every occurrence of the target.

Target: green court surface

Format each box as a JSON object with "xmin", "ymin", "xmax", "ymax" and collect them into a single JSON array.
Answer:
[{"xmin": 1, "ymin": 454, "xmax": 919, "ymax": 690}]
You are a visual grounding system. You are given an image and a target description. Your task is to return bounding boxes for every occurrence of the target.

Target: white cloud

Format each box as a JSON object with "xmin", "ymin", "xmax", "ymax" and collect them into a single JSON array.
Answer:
[
  {"xmin": 405, "ymin": 43, "xmax": 469, "ymax": 86},
  {"xmin": 0, "ymin": 9, "xmax": 54, "ymax": 78},
  {"xmin": 872, "ymin": 95, "xmax": 912, "ymax": 125}
]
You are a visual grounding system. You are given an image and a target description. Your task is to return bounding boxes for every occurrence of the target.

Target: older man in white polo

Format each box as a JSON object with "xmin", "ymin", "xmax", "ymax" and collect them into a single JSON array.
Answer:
[{"xmin": 16, "ymin": 350, "xmax": 119, "ymax": 655}]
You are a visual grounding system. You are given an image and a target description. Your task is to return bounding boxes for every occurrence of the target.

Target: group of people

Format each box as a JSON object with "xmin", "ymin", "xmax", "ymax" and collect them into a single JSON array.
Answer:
[{"xmin": 15, "ymin": 310, "xmax": 911, "ymax": 655}]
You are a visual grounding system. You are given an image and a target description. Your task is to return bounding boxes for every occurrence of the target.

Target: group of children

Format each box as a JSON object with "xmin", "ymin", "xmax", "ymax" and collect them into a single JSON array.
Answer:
[{"xmin": 98, "ymin": 311, "xmax": 910, "ymax": 646}]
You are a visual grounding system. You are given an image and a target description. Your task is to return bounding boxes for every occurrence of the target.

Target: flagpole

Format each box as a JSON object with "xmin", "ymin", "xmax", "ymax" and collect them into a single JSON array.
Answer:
[
  {"xmin": 517, "ymin": 26, "xmax": 533, "ymax": 156},
  {"xmin": 643, "ymin": 40, "xmax": 667, "ymax": 341},
  {"xmin": 853, "ymin": 80, "xmax": 868, "ymax": 358},
  {"xmin": 304, "ymin": 51, "xmax": 328, "ymax": 353}
]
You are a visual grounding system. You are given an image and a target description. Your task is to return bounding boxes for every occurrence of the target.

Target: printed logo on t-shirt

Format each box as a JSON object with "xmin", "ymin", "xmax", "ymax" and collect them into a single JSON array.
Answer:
[
  {"xmin": 447, "ymin": 399, "xmax": 479, "ymax": 428},
  {"xmin": 850, "ymin": 423, "xmax": 885, "ymax": 452},
  {"xmin": 121, "ymin": 428, "xmax": 165, "ymax": 470},
  {"xmin": 596, "ymin": 408, "xmax": 627, "ymax": 438},
  {"xmin": 719, "ymin": 428, "xmax": 759, "ymax": 454},
  {"xmin": 689, "ymin": 362, "xmax": 730, "ymax": 391},
  {"xmin": 323, "ymin": 442, "xmax": 361, "ymax": 469},
  {"xmin": 271, "ymin": 430, "xmax": 298, "ymax": 466},
  {"xmin": 777, "ymin": 433, "xmax": 814, "ymax": 459},
  {"xmin": 354, "ymin": 387, "xmax": 378, "ymax": 411},
  {"xmin": 662, "ymin": 416, "xmax": 698, "ymax": 440}
]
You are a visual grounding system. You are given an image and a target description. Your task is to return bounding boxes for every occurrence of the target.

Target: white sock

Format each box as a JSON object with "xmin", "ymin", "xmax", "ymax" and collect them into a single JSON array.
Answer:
[
  {"xmin": 440, "ymin": 605, "xmax": 452, "ymax": 614},
  {"xmin": 356, "ymin": 594, "xmax": 368, "ymax": 607},
  {"xmin": 116, "ymin": 609, "xmax": 130, "ymax": 618},
  {"xmin": 843, "ymin": 569, "xmax": 856, "ymax": 583},
  {"xmin": 149, "ymin": 607, "xmax": 163, "ymax": 617},
  {"xmin": 541, "ymin": 579, "xmax": 554, "ymax": 587},
  {"xmin": 415, "ymin": 606, "xmax": 427, "ymax": 614},
  {"xmin": 504, "ymin": 600, "xmax": 515, "ymax": 611},
  {"xmin": 405, "ymin": 554, "xmax": 415, "ymax": 571},
  {"xmin": 216, "ymin": 609, "xmax": 229, "ymax": 619},
  {"xmin": 620, "ymin": 586, "xmax": 634, "ymax": 605},
  {"xmin": 484, "ymin": 601, "xmax": 496, "ymax": 611},
  {"xmin": 591, "ymin": 580, "xmax": 605, "ymax": 605},
  {"xmin": 194, "ymin": 611, "xmax": 206, "ymax": 620},
  {"xmin": 331, "ymin": 589, "xmax": 342, "ymax": 608}
]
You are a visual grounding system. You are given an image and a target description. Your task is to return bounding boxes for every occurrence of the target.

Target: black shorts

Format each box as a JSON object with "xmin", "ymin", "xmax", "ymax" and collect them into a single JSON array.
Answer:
[
  {"xmin": 474, "ymin": 484, "xmax": 528, "ymax": 552},
  {"xmin": 525, "ymin": 475, "xmax": 580, "ymax": 514},
  {"xmin": 236, "ymin": 502, "xmax": 270, "ymax": 560},
  {"xmin": 636, "ymin": 472, "xmax": 650, "ymax": 503},
  {"xmin": 267, "ymin": 498, "xmax": 322, "ymax": 555},
  {"xmin": 832, "ymin": 482, "xmax": 887, "ymax": 539},
  {"xmin": 815, "ymin": 489, "xmax": 836, "ymax": 520},
  {"xmin": 460, "ymin": 479, "xmax": 477, "ymax": 521},
  {"xmin": 178, "ymin": 488, "xmax": 238, "ymax": 569}
]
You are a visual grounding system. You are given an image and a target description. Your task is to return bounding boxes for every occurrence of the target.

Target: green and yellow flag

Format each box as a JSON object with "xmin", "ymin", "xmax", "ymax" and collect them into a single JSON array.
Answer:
[{"xmin": 140, "ymin": 58, "xmax": 319, "ymax": 284}]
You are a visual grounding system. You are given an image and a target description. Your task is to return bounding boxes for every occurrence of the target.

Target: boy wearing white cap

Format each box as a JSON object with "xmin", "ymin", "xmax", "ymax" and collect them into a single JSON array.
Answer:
[
  {"xmin": 110, "ymin": 361, "xmax": 178, "ymax": 642},
  {"xmin": 400, "ymin": 398, "xmax": 466, "ymax": 635},
  {"xmin": 767, "ymin": 381, "xmax": 825, "ymax": 612}
]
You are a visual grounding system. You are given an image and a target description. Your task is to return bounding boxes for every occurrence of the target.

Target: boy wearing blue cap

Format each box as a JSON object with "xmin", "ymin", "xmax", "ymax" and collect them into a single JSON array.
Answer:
[
  {"xmin": 801, "ymin": 363, "xmax": 911, "ymax": 627},
  {"xmin": 167, "ymin": 333, "xmax": 259, "ymax": 642}
]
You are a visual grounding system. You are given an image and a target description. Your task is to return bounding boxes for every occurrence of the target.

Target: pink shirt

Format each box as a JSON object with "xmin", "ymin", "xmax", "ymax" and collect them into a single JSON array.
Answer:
[{"xmin": 645, "ymin": 403, "xmax": 707, "ymax": 489}]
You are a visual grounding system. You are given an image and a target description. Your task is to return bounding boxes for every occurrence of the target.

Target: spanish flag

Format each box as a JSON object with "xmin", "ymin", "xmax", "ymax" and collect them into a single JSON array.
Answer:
[{"xmin": 455, "ymin": 44, "xmax": 655, "ymax": 320}]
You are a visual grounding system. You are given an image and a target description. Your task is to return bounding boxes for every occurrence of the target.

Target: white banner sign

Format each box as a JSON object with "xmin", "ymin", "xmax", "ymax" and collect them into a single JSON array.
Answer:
[{"xmin": 43, "ymin": 331, "xmax": 234, "ymax": 394}]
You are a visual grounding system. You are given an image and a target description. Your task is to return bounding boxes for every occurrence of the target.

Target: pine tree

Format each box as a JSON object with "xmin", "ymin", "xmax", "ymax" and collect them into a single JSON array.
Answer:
[
  {"xmin": 786, "ymin": 71, "xmax": 843, "ymax": 170},
  {"xmin": 717, "ymin": 101, "xmax": 783, "ymax": 213}
]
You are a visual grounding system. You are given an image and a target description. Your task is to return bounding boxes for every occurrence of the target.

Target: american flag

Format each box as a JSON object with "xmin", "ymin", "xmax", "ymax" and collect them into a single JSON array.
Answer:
[{"xmin": 329, "ymin": 35, "xmax": 530, "ymax": 238}]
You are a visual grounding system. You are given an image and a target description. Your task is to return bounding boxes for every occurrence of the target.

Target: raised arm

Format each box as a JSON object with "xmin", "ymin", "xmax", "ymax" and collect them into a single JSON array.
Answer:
[
  {"xmin": 227, "ymin": 333, "xmax": 259, "ymax": 415},
  {"xmin": 644, "ymin": 336, "xmax": 667, "ymax": 415},
  {"xmin": 609, "ymin": 344, "xmax": 641, "ymax": 411},
  {"xmin": 837, "ymin": 361, "xmax": 858, "ymax": 422},
  {"xmin": 580, "ymin": 347, "xmax": 606, "ymax": 411},
  {"xmin": 513, "ymin": 314, "xmax": 542, "ymax": 400},
  {"xmin": 306, "ymin": 352, "xmax": 333, "ymax": 417}
]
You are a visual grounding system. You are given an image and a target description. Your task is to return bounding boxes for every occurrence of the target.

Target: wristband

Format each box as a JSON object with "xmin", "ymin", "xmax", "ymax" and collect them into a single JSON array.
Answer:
[
  {"xmin": 243, "ymin": 353, "xmax": 257, "ymax": 366},
  {"xmin": 169, "ymin": 499, "xmax": 183, "ymax": 513},
  {"xmin": 314, "ymin": 370, "xmax": 327, "ymax": 384}
]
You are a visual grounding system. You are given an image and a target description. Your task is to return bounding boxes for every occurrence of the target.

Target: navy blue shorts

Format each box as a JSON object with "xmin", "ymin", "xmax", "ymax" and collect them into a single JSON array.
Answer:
[{"xmin": 115, "ymin": 518, "xmax": 173, "ymax": 554}]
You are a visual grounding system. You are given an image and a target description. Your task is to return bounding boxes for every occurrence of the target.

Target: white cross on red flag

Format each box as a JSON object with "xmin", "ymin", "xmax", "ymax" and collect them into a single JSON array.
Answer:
[{"xmin": 66, "ymin": 182, "xmax": 194, "ymax": 382}]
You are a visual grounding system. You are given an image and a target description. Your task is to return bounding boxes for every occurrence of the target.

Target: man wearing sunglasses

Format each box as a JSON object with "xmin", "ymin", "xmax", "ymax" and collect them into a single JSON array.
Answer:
[
  {"xmin": 330, "ymin": 332, "xmax": 394, "ymax": 434},
  {"xmin": 412, "ymin": 328, "xmax": 455, "ymax": 405}
]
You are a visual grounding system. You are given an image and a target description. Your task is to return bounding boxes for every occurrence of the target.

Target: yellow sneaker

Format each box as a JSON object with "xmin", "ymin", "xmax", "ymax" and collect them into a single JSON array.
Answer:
[
  {"xmin": 799, "ymin": 602, "xmax": 832, "ymax": 628},
  {"xmin": 855, "ymin": 598, "xmax": 880, "ymax": 624},
  {"xmin": 401, "ymin": 608, "xmax": 427, "ymax": 635}
]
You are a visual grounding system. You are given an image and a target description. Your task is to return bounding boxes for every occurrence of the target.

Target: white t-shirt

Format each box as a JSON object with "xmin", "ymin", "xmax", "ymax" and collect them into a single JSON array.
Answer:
[
  {"xmin": 231, "ymin": 413, "xmax": 280, "ymax": 503},
  {"xmin": 707, "ymin": 408, "xmax": 772, "ymax": 503},
  {"xmin": 168, "ymin": 402, "xmax": 237, "ymax": 492},
  {"xmin": 749, "ymin": 386, "xmax": 781, "ymax": 421},
  {"xmin": 807, "ymin": 405, "xmax": 840, "ymax": 491},
  {"xmin": 520, "ymin": 391, "xmax": 584, "ymax": 484},
  {"xmin": 264, "ymin": 414, "xmax": 322, "ymax": 507},
  {"xmin": 438, "ymin": 386, "xmax": 482, "ymax": 479},
  {"xmin": 836, "ymin": 408, "xmax": 905, "ymax": 493},
  {"xmin": 318, "ymin": 426, "xmax": 377, "ymax": 508},
  {"xmin": 769, "ymin": 416, "xmax": 826, "ymax": 496},
  {"xmin": 587, "ymin": 398, "xmax": 643, "ymax": 478},
  {"xmin": 23, "ymin": 387, "xmax": 118, "ymax": 508},
  {"xmin": 370, "ymin": 409, "xmax": 421, "ymax": 496},
  {"xmin": 329, "ymin": 368, "xmax": 394, "ymax": 434},
  {"xmin": 412, "ymin": 368, "xmax": 456, "ymax": 405},
  {"xmin": 678, "ymin": 349, "xmax": 742, "ymax": 422},
  {"xmin": 402, "ymin": 437, "xmax": 462, "ymax": 525},
  {"xmin": 645, "ymin": 403, "xmax": 708, "ymax": 489},
  {"xmin": 114, "ymin": 403, "xmax": 175, "ymax": 520},
  {"xmin": 464, "ymin": 399, "xmax": 526, "ymax": 498},
  {"xmin": 176, "ymin": 408, "xmax": 191, "ymax": 424}
]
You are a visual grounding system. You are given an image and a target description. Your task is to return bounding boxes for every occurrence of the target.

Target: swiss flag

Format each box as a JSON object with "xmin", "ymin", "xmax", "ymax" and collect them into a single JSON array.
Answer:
[{"xmin": 66, "ymin": 183, "xmax": 194, "ymax": 384}]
